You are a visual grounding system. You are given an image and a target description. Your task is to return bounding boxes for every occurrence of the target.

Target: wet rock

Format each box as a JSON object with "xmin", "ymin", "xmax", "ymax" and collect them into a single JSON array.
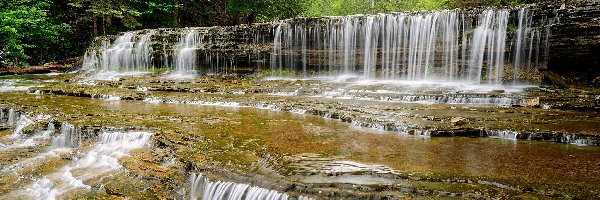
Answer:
[
  {"xmin": 526, "ymin": 97, "xmax": 540, "ymax": 108},
  {"xmin": 593, "ymin": 76, "xmax": 600, "ymax": 86},
  {"xmin": 104, "ymin": 187, "xmax": 124, "ymax": 196},
  {"xmin": 497, "ymin": 104, "xmax": 512, "ymax": 108},
  {"xmin": 424, "ymin": 116, "xmax": 440, "ymax": 121},
  {"xmin": 548, "ymin": 0, "xmax": 600, "ymax": 84},
  {"xmin": 450, "ymin": 117, "xmax": 468, "ymax": 126}
]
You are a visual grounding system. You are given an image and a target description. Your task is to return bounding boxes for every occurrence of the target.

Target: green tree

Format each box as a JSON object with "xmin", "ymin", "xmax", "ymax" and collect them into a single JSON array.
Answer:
[
  {"xmin": 0, "ymin": 0, "xmax": 70, "ymax": 67},
  {"xmin": 67, "ymin": 0, "xmax": 145, "ymax": 36},
  {"xmin": 302, "ymin": 0, "xmax": 451, "ymax": 17},
  {"xmin": 449, "ymin": 0, "xmax": 551, "ymax": 8},
  {"xmin": 227, "ymin": 0, "xmax": 307, "ymax": 24}
]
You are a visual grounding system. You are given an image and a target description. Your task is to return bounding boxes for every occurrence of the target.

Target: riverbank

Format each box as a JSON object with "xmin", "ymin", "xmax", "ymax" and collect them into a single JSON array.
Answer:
[{"xmin": 0, "ymin": 58, "xmax": 79, "ymax": 76}]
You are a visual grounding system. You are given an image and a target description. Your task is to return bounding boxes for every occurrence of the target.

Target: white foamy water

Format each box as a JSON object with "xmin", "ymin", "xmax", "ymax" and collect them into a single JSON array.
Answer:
[
  {"xmin": 82, "ymin": 31, "xmax": 154, "ymax": 72},
  {"xmin": 84, "ymin": 71, "xmax": 151, "ymax": 81},
  {"xmin": 485, "ymin": 130, "xmax": 520, "ymax": 140},
  {"xmin": 0, "ymin": 113, "xmax": 56, "ymax": 151},
  {"xmin": 0, "ymin": 79, "xmax": 38, "ymax": 92},
  {"xmin": 2, "ymin": 123, "xmax": 75, "ymax": 181},
  {"xmin": 23, "ymin": 131, "xmax": 153, "ymax": 200},
  {"xmin": 268, "ymin": 90, "xmax": 299, "ymax": 96},
  {"xmin": 10, "ymin": 123, "xmax": 55, "ymax": 148},
  {"xmin": 92, "ymin": 94, "xmax": 122, "ymax": 101},
  {"xmin": 143, "ymin": 97, "xmax": 163, "ymax": 104},
  {"xmin": 9, "ymin": 115, "xmax": 34, "ymax": 138},
  {"xmin": 189, "ymin": 173, "xmax": 312, "ymax": 200},
  {"xmin": 52, "ymin": 122, "xmax": 79, "ymax": 148}
]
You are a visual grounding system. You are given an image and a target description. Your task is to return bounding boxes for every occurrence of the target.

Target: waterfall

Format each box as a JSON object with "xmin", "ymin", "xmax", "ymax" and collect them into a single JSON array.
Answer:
[
  {"xmin": 0, "ymin": 108, "xmax": 4, "ymax": 124},
  {"xmin": 510, "ymin": 8, "xmax": 550, "ymax": 83},
  {"xmin": 82, "ymin": 31, "xmax": 155, "ymax": 72},
  {"xmin": 468, "ymin": 10, "xmax": 509, "ymax": 84},
  {"xmin": 485, "ymin": 130, "xmax": 520, "ymax": 140},
  {"xmin": 52, "ymin": 122, "xmax": 80, "ymax": 148},
  {"xmin": 189, "ymin": 173, "xmax": 311, "ymax": 200},
  {"xmin": 270, "ymin": 7, "xmax": 553, "ymax": 84},
  {"xmin": 25, "ymin": 131, "xmax": 153, "ymax": 199},
  {"xmin": 77, "ymin": 6, "xmax": 555, "ymax": 82},
  {"xmin": 9, "ymin": 115, "xmax": 34, "ymax": 138},
  {"xmin": 0, "ymin": 112, "xmax": 56, "ymax": 151},
  {"xmin": 6, "ymin": 108, "xmax": 18, "ymax": 125},
  {"xmin": 174, "ymin": 29, "xmax": 202, "ymax": 74}
]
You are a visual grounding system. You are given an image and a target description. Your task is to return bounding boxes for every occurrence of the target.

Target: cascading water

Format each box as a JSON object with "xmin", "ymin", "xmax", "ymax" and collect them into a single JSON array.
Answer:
[
  {"xmin": 0, "ymin": 122, "xmax": 60, "ymax": 174},
  {"xmin": 0, "ymin": 108, "xmax": 4, "ymax": 124},
  {"xmin": 6, "ymin": 108, "xmax": 18, "ymax": 126},
  {"xmin": 24, "ymin": 131, "xmax": 153, "ymax": 199},
  {"xmin": 52, "ymin": 122, "xmax": 80, "ymax": 148},
  {"xmin": 8, "ymin": 114, "xmax": 34, "ymax": 139},
  {"xmin": 174, "ymin": 29, "xmax": 203, "ymax": 74},
  {"xmin": 511, "ymin": 8, "xmax": 553, "ymax": 83},
  {"xmin": 78, "ymin": 6, "xmax": 555, "ymax": 83},
  {"xmin": 468, "ymin": 10, "xmax": 509, "ymax": 84},
  {"xmin": 82, "ymin": 31, "xmax": 155, "ymax": 72},
  {"xmin": 189, "ymin": 173, "xmax": 311, "ymax": 200},
  {"xmin": 0, "ymin": 111, "xmax": 55, "ymax": 151},
  {"xmin": 172, "ymin": 28, "xmax": 242, "ymax": 76},
  {"xmin": 270, "ymin": 7, "xmax": 553, "ymax": 84}
]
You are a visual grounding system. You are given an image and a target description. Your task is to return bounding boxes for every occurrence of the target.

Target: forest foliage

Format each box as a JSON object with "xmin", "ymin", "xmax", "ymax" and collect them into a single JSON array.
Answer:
[{"xmin": 0, "ymin": 0, "xmax": 551, "ymax": 68}]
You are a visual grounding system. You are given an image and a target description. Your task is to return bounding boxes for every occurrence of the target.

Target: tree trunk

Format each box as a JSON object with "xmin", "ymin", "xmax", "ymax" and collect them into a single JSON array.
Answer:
[
  {"xmin": 173, "ymin": 0, "xmax": 179, "ymax": 25},
  {"xmin": 92, "ymin": 0, "xmax": 98, "ymax": 36},
  {"xmin": 93, "ymin": 17, "xmax": 98, "ymax": 36}
]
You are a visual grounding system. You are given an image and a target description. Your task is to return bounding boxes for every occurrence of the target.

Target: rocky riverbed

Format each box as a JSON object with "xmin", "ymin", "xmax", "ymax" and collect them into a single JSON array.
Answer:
[{"xmin": 0, "ymin": 72, "xmax": 599, "ymax": 199}]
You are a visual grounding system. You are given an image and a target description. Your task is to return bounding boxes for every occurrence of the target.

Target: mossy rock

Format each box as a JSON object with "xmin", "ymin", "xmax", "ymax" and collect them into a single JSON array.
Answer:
[{"xmin": 21, "ymin": 122, "xmax": 47, "ymax": 135}]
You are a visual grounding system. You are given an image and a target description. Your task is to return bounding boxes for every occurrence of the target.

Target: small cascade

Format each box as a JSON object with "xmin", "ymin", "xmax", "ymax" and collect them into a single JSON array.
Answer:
[
  {"xmin": 91, "ymin": 94, "xmax": 122, "ymax": 101},
  {"xmin": 82, "ymin": 31, "xmax": 155, "ymax": 72},
  {"xmin": 9, "ymin": 114, "xmax": 34, "ymax": 138},
  {"xmin": 14, "ymin": 122, "xmax": 55, "ymax": 148},
  {"xmin": 174, "ymin": 29, "xmax": 203, "ymax": 74},
  {"xmin": 318, "ymin": 90, "xmax": 525, "ymax": 105},
  {"xmin": 0, "ymin": 109, "xmax": 55, "ymax": 151},
  {"xmin": 559, "ymin": 134, "xmax": 597, "ymax": 146},
  {"xmin": 25, "ymin": 131, "xmax": 153, "ymax": 199},
  {"xmin": 52, "ymin": 122, "xmax": 80, "ymax": 148},
  {"xmin": 1, "ymin": 123, "xmax": 63, "ymax": 173},
  {"xmin": 0, "ymin": 108, "xmax": 4, "ymax": 124},
  {"xmin": 189, "ymin": 173, "xmax": 311, "ymax": 200},
  {"xmin": 6, "ymin": 108, "xmax": 19, "ymax": 126},
  {"xmin": 484, "ymin": 130, "xmax": 520, "ymax": 140}
]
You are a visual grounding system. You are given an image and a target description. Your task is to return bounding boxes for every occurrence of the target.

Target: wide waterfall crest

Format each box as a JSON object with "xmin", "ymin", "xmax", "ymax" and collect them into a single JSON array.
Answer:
[
  {"xmin": 270, "ymin": 7, "xmax": 553, "ymax": 84},
  {"xmin": 79, "ymin": 6, "xmax": 555, "ymax": 84},
  {"xmin": 189, "ymin": 173, "xmax": 311, "ymax": 200},
  {"xmin": 83, "ymin": 31, "xmax": 155, "ymax": 72}
]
